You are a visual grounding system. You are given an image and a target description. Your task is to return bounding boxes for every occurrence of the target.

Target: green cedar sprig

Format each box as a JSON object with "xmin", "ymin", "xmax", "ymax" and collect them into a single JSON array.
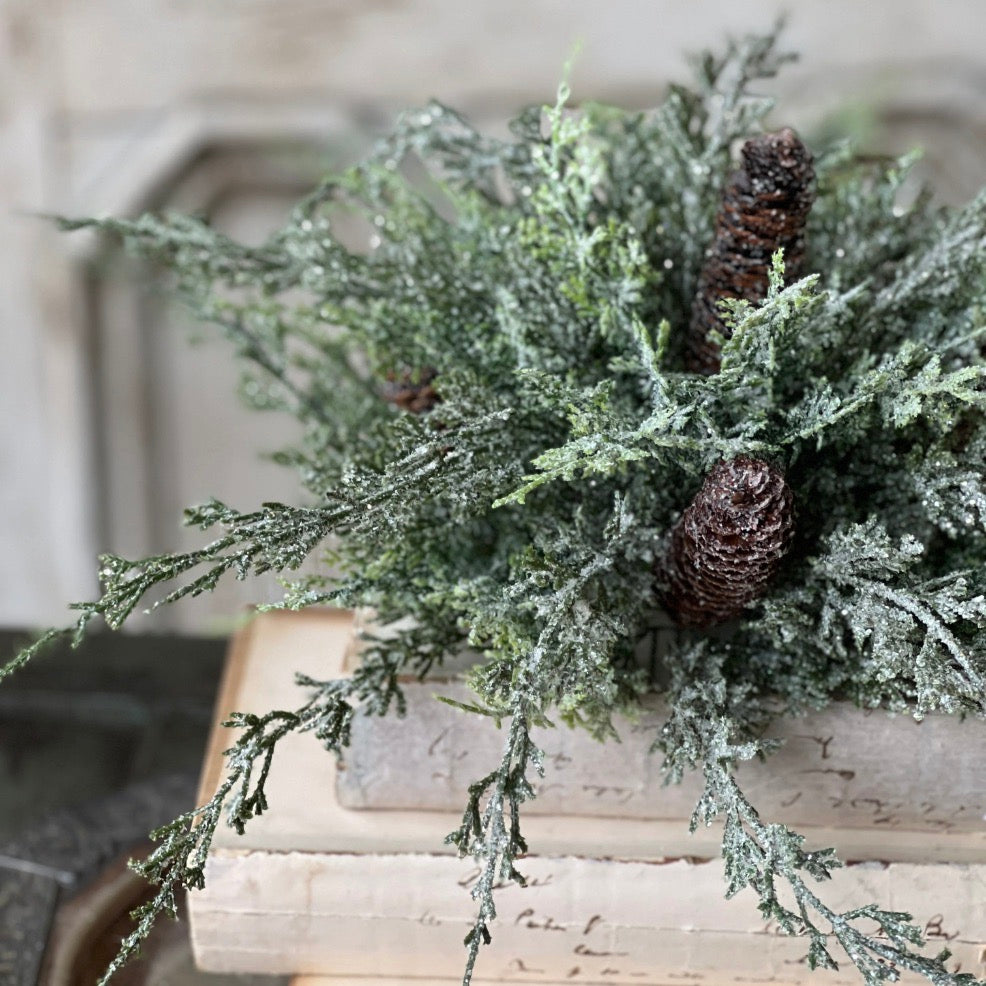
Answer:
[
  {"xmin": 445, "ymin": 712, "xmax": 542, "ymax": 985},
  {"xmin": 660, "ymin": 646, "xmax": 980, "ymax": 986},
  {"xmin": 96, "ymin": 678, "xmax": 354, "ymax": 986}
]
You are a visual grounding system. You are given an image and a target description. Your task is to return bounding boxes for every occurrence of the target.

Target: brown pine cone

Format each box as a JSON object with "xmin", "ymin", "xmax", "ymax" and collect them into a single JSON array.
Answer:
[
  {"xmin": 382, "ymin": 368, "xmax": 441, "ymax": 414},
  {"xmin": 687, "ymin": 128, "xmax": 816, "ymax": 375},
  {"xmin": 660, "ymin": 456, "xmax": 795, "ymax": 628}
]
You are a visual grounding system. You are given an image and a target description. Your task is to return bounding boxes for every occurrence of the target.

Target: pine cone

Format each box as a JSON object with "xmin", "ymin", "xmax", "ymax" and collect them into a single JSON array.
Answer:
[
  {"xmin": 660, "ymin": 456, "xmax": 795, "ymax": 628},
  {"xmin": 382, "ymin": 368, "xmax": 441, "ymax": 413},
  {"xmin": 687, "ymin": 128, "xmax": 816, "ymax": 375}
]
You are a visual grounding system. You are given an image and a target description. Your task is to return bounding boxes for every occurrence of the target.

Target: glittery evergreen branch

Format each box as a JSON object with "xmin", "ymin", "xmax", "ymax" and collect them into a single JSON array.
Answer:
[
  {"xmin": 659, "ymin": 646, "xmax": 981, "ymax": 986},
  {"xmin": 4, "ymin": 23, "xmax": 986, "ymax": 986}
]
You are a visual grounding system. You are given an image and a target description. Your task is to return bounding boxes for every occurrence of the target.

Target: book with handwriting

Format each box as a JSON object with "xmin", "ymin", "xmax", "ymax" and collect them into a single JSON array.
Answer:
[{"xmin": 190, "ymin": 610, "xmax": 986, "ymax": 983}]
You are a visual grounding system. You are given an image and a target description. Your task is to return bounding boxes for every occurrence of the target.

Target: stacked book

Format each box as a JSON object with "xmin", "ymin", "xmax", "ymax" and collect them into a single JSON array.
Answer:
[{"xmin": 190, "ymin": 610, "xmax": 986, "ymax": 984}]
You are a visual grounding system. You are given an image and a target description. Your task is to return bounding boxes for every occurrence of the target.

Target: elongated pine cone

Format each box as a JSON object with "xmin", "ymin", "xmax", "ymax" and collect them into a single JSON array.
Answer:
[
  {"xmin": 660, "ymin": 456, "xmax": 795, "ymax": 627},
  {"xmin": 382, "ymin": 368, "xmax": 441, "ymax": 413},
  {"xmin": 687, "ymin": 128, "xmax": 816, "ymax": 375}
]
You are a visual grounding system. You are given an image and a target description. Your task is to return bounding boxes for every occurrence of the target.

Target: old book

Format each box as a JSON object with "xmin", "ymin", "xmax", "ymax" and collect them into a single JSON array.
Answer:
[
  {"xmin": 338, "ymin": 678, "xmax": 986, "ymax": 833},
  {"xmin": 339, "ymin": 609, "xmax": 986, "ymax": 834},
  {"xmin": 190, "ymin": 609, "xmax": 986, "ymax": 983}
]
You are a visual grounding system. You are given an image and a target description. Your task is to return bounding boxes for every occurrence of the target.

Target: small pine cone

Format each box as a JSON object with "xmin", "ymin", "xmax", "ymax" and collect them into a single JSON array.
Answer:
[
  {"xmin": 382, "ymin": 368, "xmax": 441, "ymax": 414},
  {"xmin": 687, "ymin": 128, "xmax": 816, "ymax": 375},
  {"xmin": 660, "ymin": 456, "xmax": 795, "ymax": 628}
]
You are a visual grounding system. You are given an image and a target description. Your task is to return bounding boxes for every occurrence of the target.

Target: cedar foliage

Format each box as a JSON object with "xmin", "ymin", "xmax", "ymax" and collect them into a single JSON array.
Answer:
[{"xmin": 5, "ymin": 25, "xmax": 986, "ymax": 986}]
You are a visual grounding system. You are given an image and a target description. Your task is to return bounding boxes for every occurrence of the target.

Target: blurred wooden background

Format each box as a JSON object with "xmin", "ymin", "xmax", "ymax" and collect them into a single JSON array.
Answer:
[{"xmin": 3, "ymin": 0, "xmax": 985, "ymax": 632}]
